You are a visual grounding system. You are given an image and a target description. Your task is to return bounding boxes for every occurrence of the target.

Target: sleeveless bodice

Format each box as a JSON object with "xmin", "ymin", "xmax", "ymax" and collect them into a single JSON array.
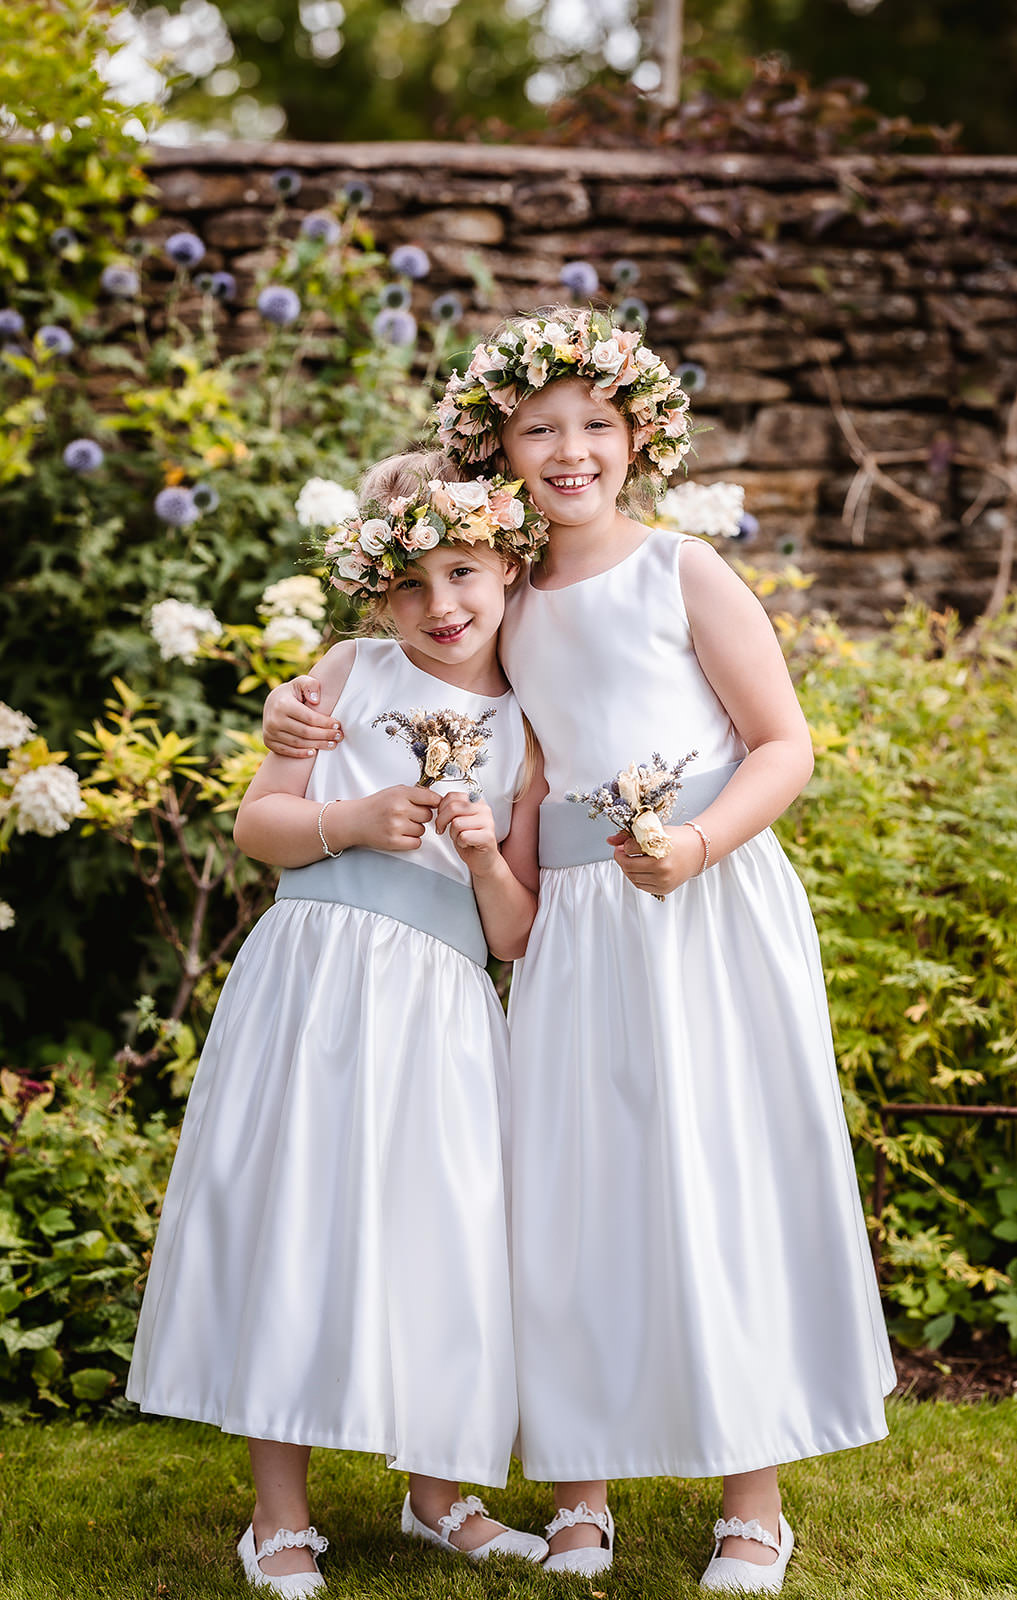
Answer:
[
  {"xmin": 305, "ymin": 637, "xmax": 526, "ymax": 885},
  {"xmin": 498, "ymin": 530, "xmax": 744, "ymax": 801}
]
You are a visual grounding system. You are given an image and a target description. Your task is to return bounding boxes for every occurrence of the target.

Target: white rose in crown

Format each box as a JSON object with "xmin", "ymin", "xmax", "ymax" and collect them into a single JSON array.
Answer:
[
  {"xmin": 445, "ymin": 481, "xmax": 490, "ymax": 514},
  {"xmin": 335, "ymin": 551, "xmax": 369, "ymax": 580},
  {"xmin": 591, "ymin": 338, "xmax": 626, "ymax": 377},
  {"xmin": 358, "ymin": 518, "xmax": 394, "ymax": 555},
  {"xmin": 631, "ymin": 808, "xmax": 672, "ymax": 859},
  {"xmin": 405, "ymin": 521, "xmax": 442, "ymax": 551}
]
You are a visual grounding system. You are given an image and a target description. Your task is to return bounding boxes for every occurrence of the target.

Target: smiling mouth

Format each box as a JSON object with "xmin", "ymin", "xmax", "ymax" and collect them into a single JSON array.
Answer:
[
  {"xmin": 426, "ymin": 621, "xmax": 471, "ymax": 642},
  {"xmin": 545, "ymin": 473, "xmax": 598, "ymax": 491}
]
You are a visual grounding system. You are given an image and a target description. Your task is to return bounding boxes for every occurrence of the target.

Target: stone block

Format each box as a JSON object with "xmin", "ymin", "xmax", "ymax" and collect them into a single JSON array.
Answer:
[
  {"xmin": 685, "ymin": 420, "xmax": 751, "ymax": 470},
  {"xmin": 388, "ymin": 208, "xmax": 505, "ymax": 245},
  {"xmin": 204, "ymin": 208, "xmax": 274, "ymax": 250},
  {"xmin": 703, "ymin": 468, "xmax": 823, "ymax": 518},
  {"xmin": 686, "ymin": 334, "xmax": 841, "ymax": 372},
  {"xmin": 844, "ymin": 328, "xmax": 951, "ymax": 363},
  {"xmin": 592, "ymin": 182, "xmax": 694, "ymax": 223},
  {"xmin": 693, "ymin": 370, "xmax": 793, "ymax": 404},
  {"xmin": 779, "ymin": 289, "xmax": 920, "ymax": 327},
  {"xmin": 748, "ymin": 406, "xmax": 835, "ymax": 465},
  {"xmin": 801, "ymin": 362, "xmax": 953, "ymax": 405},
  {"xmin": 512, "ymin": 179, "xmax": 591, "ymax": 229}
]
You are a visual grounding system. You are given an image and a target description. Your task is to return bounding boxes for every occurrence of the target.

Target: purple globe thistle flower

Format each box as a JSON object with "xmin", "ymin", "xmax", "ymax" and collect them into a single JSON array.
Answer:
[
  {"xmin": 390, "ymin": 244, "xmax": 430, "ymax": 280},
  {"xmin": 49, "ymin": 226, "xmax": 78, "ymax": 256},
  {"xmin": 63, "ymin": 438, "xmax": 105, "ymax": 473},
  {"xmin": 154, "ymin": 486, "xmax": 200, "ymax": 527},
  {"xmin": 37, "ymin": 325, "xmax": 74, "ymax": 355},
  {"xmin": 616, "ymin": 296, "xmax": 649, "ymax": 329},
  {"xmin": 431, "ymin": 292, "xmax": 464, "ymax": 325},
  {"xmin": 559, "ymin": 260, "xmax": 599, "ymax": 297},
  {"xmin": 271, "ymin": 168, "xmax": 302, "ymax": 198},
  {"xmin": 0, "ymin": 309, "xmax": 25, "ymax": 337},
  {"xmin": 191, "ymin": 482, "xmax": 220, "ymax": 513},
  {"xmin": 100, "ymin": 263, "xmax": 140, "ymax": 297},
  {"xmin": 733, "ymin": 512, "xmax": 760, "ymax": 544},
  {"xmin": 301, "ymin": 212, "xmax": 342, "ymax": 244},
  {"xmin": 257, "ymin": 285, "xmax": 302, "ymax": 326},
  {"xmin": 165, "ymin": 232, "xmax": 206, "ymax": 269},
  {"xmin": 342, "ymin": 178, "xmax": 373, "ymax": 208},
  {"xmin": 610, "ymin": 258, "xmax": 641, "ymax": 287},
  {"xmin": 210, "ymin": 271, "xmax": 237, "ymax": 302},
  {"xmin": 379, "ymin": 282, "xmax": 412, "ymax": 311},
  {"xmin": 372, "ymin": 308, "xmax": 418, "ymax": 346},
  {"xmin": 677, "ymin": 361, "xmax": 707, "ymax": 394}
]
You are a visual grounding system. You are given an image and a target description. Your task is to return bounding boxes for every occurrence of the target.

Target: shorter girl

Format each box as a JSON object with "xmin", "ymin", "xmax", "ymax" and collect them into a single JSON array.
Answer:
[{"xmin": 127, "ymin": 451, "xmax": 550, "ymax": 1596}]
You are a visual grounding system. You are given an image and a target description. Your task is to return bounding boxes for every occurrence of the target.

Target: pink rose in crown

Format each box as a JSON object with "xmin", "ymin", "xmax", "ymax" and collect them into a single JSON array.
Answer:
[
  {"xmin": 488, "ymin": 488, "xmax": 525, "ymax": 530},
  {"xmin": 403, "ymin": 521, "xmax": 441, "ymax": 551}
]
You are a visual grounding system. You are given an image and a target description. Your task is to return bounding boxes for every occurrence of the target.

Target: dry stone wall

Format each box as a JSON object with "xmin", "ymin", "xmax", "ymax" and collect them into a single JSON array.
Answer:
[{"xmin": 150, "ymin": 141, "xmax": 1017, "ymax": 625}]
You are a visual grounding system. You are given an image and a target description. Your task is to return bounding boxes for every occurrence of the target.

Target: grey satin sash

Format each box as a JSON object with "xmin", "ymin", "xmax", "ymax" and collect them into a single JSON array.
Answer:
[
  {"xmin": 540, "ymin": 759, "xmax": 744, "ymax": 868},
  {"xmin": 276, "ymin": 850, "xmax": 488, "ymax": 966}
]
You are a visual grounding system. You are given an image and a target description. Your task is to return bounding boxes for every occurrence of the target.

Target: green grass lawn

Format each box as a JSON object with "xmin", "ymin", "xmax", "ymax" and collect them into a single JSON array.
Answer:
[{"xmin": 2, "ymin": 1400, "xmax": 1016, "ymax": 1600}]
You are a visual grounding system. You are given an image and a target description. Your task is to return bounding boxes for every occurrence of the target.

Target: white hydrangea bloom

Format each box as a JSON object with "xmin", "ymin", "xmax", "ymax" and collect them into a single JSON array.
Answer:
[
  {"xmin": 0, "ymin": 899, "xmax": 15, "ymax": 931},
  {"xmin": 262, "ymin": 615, "xmax": 322, "ymax": 654},
  {"xmin": 259, "ymin": 576, "xmax": 326, "ymax": 623},
  {"xmin": 0, "ymin": 702, "xmax": 36, "ymax": 749},
  {"xmin": 11, "ymin": 763, "xmax": 85, "ymax": 837},
  {"xmin": 657, "ymin": 480, "xmax": 745, "ymax": 539},
  {"xmin": 150, "ymin": 598, "xmax": 221, "ymax": 664},
  {"xmin": 295, "ymin": 477, "xmax": 359, "ymax": 528}
]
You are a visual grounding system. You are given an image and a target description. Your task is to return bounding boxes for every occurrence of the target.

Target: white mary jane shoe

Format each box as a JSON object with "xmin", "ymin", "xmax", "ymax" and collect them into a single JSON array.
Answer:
[
  {"xmin": 237, "ymin": 1524, "xmax": 328, "ymax": 1596},
  {"xmin": 401, "ymin": 1491, "xmax": 548, "ymax": 1563},
  {"xmin": 543, "ymin": 1500, "xmax": 615, "ymax": 1577},
  {"xmin": 699, "ymin": 1514, "xmax": 794, "ymax": 1594}
]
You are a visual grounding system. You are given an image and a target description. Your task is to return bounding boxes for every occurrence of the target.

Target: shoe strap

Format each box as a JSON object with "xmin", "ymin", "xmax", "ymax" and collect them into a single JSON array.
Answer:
[
  {"xmin": 438, "ymin": 1495, "xmax": 487, "ymax": 1536},
  {"xmin": 546, "ymin": 1501, "xmax": 611, "ymax": 1540},
  {"xmin": 257, "ymin": 1526, "xmax": 329, "ymax": 1562},
  {"xmin": 712, "ymin": 1516, "xmax": 779, "ymax": 1554}
]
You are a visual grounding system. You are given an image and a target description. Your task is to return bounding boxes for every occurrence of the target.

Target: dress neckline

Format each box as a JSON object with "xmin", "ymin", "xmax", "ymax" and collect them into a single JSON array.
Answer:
[
  {"xmin": 392, "ymin": 641, "xmax": 512, "ymax": 701},
  {"xmin": 526, "ymin": 529, "xmax": 656, "ymax": 594}
]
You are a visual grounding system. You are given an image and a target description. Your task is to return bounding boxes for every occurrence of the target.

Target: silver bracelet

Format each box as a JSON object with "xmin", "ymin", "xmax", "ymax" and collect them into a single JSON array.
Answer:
[
  {"xmin": 683, "ymin": 819, "xmax": 710, "ymax": 874},
  {"xmin": 317, "ymin": 799, "xmax": 344, "ymax": 859}
]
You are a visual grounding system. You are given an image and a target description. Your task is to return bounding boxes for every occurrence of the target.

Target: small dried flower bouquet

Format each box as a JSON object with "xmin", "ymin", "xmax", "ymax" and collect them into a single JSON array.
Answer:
[
  {"xmin": 567, "ymin": 751, "xmax": 699, "ymax": 895},
  {"xmin": 373, "ymin": 706, "xmax": 497, "ymax": 797}
]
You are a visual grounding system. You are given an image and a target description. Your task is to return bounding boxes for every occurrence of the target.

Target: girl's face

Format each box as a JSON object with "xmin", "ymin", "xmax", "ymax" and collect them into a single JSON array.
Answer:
[
  {"xmin": 385, "ymin": 543, "xmax": 515, "ymax": 675},
  {"xmin": 501, "ymin": 378, "xmax": 632, "ymax": 528}
]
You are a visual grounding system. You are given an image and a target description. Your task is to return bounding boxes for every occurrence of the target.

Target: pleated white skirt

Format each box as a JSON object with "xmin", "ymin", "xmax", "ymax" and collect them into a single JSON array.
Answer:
[
  {"xmin": 507, "ymin": 830, "xmax": 896, "ymax": 1481},
  {"xmin": 127, "ymin": 899, "xmax": 519, "ymax": 1487}
]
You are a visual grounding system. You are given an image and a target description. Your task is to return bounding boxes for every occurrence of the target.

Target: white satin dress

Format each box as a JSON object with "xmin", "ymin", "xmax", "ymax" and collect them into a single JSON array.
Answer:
[
  {"xmin": 498, "ymin": 530, "xmax": 895, "ymax": 1481},
  {"xmin": 127, "ymin": 638, "xmax": 526, "ymax": 1487}
]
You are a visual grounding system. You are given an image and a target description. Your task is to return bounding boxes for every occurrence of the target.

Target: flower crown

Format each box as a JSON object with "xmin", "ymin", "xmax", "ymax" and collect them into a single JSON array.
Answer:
[
  {"xmin": 322, "ymin": 476, "xmax": 548, "ymax": 601},
  {"xmin": 437, "ymin": 308, "xmax": 693, "ymax": 474}
]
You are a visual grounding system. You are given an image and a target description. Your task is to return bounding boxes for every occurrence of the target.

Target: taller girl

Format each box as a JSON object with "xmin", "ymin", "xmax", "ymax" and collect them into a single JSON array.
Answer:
[{"xmin": 439, "ymin": 308, "xmax": 895, "ymax": 1592}]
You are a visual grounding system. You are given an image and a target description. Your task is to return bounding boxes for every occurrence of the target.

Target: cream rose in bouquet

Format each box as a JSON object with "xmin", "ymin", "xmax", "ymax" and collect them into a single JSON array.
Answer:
[
  {"xmin": 566, "ymin": 751, "xmax": 698, "ymax": 898},
  {"xmin": 372, "ymin": 706, "xmax": 498, "ymax": 799}
]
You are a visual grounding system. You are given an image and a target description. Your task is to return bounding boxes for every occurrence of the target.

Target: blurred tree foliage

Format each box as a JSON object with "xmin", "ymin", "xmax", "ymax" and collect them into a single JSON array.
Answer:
[{"xmin": 130, "ymin": 0, "xmax": 1016, "ymax": 152}]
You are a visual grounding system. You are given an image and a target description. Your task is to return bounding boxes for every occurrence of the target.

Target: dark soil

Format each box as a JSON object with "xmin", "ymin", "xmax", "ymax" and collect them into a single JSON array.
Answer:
[{"xmin": 890, "ymin": 1332, "xmax": 1017, "ymax": 1402}]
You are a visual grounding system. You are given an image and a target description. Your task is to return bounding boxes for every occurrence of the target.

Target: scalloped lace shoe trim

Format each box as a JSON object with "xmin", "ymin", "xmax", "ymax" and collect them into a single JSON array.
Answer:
[
  {"xmin": 237, "ymin": 1525, "xmax": 327, "ymax": 1596},
  {"xmin": 543, "ymin": 1501, "xmax": 615, "ymax": 1576},
  {"xmin": 400, "ymin": 1492, "xmax": 548, "ymax": 1563},
  {"xmin": 699, "ymin": 1512, "xmax": 794, "ymax": 1594}
]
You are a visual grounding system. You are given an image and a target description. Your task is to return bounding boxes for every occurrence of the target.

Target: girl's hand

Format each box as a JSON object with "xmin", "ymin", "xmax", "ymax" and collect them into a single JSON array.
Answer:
[
  {"xmin": 263, "ymin": 676, "xmax": 343, "ymax": 758},
  {"xmin": 352, "ymin": 786, "xmax": 439, "ymax": 852},
  {"xmin": 606, "ymin": 826, "xmax": 706, "ymax": 897},
  {"xmin": 435, "ymin": 791, "xmax": 501, "ymax": 877}
]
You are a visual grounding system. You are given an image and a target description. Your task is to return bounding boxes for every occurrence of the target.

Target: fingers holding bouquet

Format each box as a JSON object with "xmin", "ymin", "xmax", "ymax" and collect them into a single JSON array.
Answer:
[
  {"xmin": 568, "ymin": 752, "xmax": 703, "ymax": 901},
  {"xmin": 435, "ymin": 791, "xmax": 501, "ymax": 875}
]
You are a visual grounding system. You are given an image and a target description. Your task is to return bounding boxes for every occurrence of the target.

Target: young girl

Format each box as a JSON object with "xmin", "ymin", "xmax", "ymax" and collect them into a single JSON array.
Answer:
[
  {"xmin": 127, "ymin": 451, "xmax": 552, "ymax": 1597},
  {"xmin": 263, "ymin": 311, "xmax": 896, "ymax": 1594}
]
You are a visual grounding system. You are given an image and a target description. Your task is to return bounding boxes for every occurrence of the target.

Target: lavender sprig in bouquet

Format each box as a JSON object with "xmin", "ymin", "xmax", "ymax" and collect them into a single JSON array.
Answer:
[
  {"xmin": 567, "ymin": 751, "xmax": 698, "ymax": 897},
  {"xmin": 373, "ymin": 706, "xmax": 497, "ymax": 798}
]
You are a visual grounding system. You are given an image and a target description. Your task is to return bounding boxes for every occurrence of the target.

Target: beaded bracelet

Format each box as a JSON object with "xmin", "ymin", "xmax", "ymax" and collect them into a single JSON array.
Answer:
[
  {"xmin": 317, "ymin": 799, "xmax": 344, "ymax": 859},
  {"xmin": 683, "ymin": 819, "xmax": 710, "ymax": 875}
]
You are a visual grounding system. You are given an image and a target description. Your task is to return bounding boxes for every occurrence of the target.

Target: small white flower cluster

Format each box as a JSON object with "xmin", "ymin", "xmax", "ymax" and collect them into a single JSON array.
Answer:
[
  {"xmin": 295, "ymin": 477, "xmax": 359, "ymax": 529},
  {"xmin": 0, "ymin": 701, "xmax": 36, "ymax": 749},
  {"xmin": 656, "ymin": 480, "xmax": 745, "ymax": 540},
  {"xmin": 6, "ymin": 763, "xmax": 86, "ymax": 837},
  {"xmin": 258, "ymin": 577, "xmax": 325, "ymax": 654},
  {"xmin": 0, "ymin": 899, "xmax": 15, "ymax": 931},
  {"xmin": 150, "ymin": 598, "xmax": 222, "ymax": 664}
]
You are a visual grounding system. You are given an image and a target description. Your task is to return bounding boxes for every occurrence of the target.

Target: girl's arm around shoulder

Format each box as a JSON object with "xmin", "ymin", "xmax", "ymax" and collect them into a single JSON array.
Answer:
[{"xmin": 435, "ymin": 748, "xmax": 546, "ymax": 961}]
